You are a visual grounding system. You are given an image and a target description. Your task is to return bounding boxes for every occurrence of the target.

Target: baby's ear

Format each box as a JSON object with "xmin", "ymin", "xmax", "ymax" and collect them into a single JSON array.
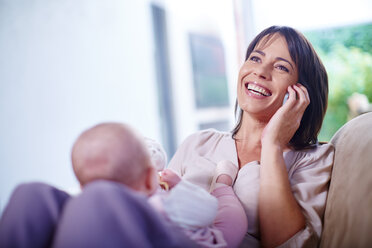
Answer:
[{"xmin": 144, "ymin": 166, "xmax": 158, "ymax": 196}]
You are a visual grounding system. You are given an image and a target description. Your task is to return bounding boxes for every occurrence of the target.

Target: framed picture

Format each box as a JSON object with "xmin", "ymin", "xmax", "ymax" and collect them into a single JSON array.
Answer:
[{"xmin": 189, "ymin": 33, "xmax": 230, "ymax": 108}]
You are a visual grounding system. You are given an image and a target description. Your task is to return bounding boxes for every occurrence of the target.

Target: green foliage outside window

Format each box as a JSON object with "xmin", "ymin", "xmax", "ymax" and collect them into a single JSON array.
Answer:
[{"xmin": 304, "ymin": 23, "xmax": 372, "ymax": 141}]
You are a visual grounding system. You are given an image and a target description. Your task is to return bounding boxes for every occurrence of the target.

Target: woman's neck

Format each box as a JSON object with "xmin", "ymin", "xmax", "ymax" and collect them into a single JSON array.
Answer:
[
  {"xmin": 235, "ymin": 113, "xmax": 267, "ymax": 144},
  {"xmin": 234, "ymin": 113, "xmax": 268, "ymax": 167}
]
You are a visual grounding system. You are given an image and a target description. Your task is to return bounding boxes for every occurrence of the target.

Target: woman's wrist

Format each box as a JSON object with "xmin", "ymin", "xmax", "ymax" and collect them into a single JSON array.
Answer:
[{"xmin": 261, "ymin": 139, "xmax": 284, "ymax": 156}]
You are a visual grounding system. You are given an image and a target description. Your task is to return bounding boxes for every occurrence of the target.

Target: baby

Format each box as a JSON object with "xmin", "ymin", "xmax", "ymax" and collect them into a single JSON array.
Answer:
[{"xmin": 72, "ymin": 122, "xmax": 247, "ymax": 248}]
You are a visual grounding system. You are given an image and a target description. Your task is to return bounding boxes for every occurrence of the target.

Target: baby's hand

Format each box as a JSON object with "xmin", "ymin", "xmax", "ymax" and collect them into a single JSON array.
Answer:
[{"xmin": 160, "ymin": 169, "xmax": 181, "ymax": 189}]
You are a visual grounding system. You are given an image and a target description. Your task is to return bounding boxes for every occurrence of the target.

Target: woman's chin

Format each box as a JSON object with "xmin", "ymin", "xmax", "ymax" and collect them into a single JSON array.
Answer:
[
  {"xmin": 240, "ymin": 101, "xmax": 279, "ymax": 118},
  {"xmin": 241, "ymin": 109, "xmax": 274, "ymax": 123}
]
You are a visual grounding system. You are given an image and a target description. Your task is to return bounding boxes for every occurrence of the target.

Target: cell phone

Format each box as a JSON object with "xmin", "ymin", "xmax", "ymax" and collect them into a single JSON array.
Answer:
[{"xmin": 282, "ymin": 92, "xmax": 289, "ymax": 105}]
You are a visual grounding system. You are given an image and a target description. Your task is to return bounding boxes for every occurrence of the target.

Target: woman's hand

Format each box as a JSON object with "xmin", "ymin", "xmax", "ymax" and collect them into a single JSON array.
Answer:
[{"xmin": 261, "ymin": 83, "xmax": 310, "ymax": 150}]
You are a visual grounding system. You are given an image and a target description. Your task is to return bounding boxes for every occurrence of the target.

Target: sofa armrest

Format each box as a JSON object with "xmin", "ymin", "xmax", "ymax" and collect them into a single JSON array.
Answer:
[{"xmin": 320, "ymin": 112, "xmax": 372, "ymax": 247}]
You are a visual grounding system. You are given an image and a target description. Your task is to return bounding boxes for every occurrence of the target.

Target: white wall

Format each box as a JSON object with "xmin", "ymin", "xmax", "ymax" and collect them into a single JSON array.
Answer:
[{"xmin": 0, "ymin": 0, "xmax": 161, "ymax": 212}]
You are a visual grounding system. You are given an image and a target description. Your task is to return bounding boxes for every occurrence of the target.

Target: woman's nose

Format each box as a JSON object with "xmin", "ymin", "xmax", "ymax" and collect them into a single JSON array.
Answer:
[{"xmin": 253, "ymin": 64, "xmax": 271, "ymax": 80}]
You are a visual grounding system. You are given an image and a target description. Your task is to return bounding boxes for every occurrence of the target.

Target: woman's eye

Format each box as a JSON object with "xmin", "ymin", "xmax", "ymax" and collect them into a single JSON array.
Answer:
[
  {"xmin": 276, "ymin": 65, "xmax": 289, "ymax": 72},
  {"xmin": 249, "ymin": 56, "xmax": 260, "ymax": 63}
]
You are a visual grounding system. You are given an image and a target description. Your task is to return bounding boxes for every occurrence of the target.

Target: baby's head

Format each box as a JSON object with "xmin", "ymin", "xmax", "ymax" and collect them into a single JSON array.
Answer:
[{"xmin": 71, "ymin": 122, "xmax": 158, "ymax": 195}]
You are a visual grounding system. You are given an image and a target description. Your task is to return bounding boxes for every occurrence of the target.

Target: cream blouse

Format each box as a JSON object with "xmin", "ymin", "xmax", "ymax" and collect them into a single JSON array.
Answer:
[{"xmin": 168, "ymin": 129, "xmax": 334, "ymax": 248}]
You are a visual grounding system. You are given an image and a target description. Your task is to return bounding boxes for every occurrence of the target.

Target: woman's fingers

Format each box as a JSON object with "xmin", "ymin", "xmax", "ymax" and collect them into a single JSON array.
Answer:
[
  {"xmin": 296, "ymin": 83, "xmax": 310, "ymax": 102},
  {"xmin": 294, "ymin": 83, "xmax": 310, "ymax": 104},
  {"xmin": 292, "ymin": 83, "xmax": 310, "ymax": 112},
  {"xmin": 281, "ymin": 83, "xmax": 309, "ymax": 130},
  {"xmin": 287, "ymin": 84, "xmax": 296, "ymax": 101},
  {"xmin": 281, "ymin": 85, "xmax": 296, "ymax": 109}
]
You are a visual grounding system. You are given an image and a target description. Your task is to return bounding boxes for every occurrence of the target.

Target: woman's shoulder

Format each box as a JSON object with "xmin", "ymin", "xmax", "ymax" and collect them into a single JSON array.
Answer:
[
  {"xmin": 296, "ymin": 142, "xmax": 334, "ymax": 156},
  {"xmin": 168, "ymin": 129, "xmax": 235, "ymax": 176},
  {"xmin": 288, "ymin": 142, "xmax": 335, "ymax": 171},
  {"xmin": 175, "ymin": 129, "xmax": 234, "ymax": 158},
  {"xmin": 181, "ymin": 128, "xmax": 232, "ymax": 146}
]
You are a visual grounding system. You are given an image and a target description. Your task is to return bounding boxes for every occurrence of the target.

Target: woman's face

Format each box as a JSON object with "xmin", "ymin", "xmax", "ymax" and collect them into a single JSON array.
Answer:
[{"xmin": 237, "ymin": 33, "xmax": 298, "ymax": 121}]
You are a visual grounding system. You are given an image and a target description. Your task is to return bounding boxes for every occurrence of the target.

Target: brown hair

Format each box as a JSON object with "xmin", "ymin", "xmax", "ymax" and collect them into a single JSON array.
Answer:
[{"xmin": 232, "ymin": 26, "xmax": 328, "ymax": 149}]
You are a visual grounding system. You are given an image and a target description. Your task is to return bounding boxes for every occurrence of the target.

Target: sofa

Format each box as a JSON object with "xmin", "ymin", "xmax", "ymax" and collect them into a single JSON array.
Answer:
[{"xmin": 320, "ymin": 112, "xmax": 372, "ymax": 247}]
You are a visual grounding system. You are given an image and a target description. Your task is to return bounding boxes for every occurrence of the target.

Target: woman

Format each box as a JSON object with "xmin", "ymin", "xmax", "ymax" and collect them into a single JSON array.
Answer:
[
  {"xmin": 0, "ymin": 26, "xmax": 333, "ymax": 248},
  {"xmin": 168, "ymin": 26, "xmax": 334, "ymax": 247}
]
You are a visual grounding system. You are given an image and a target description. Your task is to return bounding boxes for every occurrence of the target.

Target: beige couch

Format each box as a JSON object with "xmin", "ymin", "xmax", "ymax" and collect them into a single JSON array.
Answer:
[{"xmin": 320, "ymin": 112, "xmax": 372, "ymax": 247}]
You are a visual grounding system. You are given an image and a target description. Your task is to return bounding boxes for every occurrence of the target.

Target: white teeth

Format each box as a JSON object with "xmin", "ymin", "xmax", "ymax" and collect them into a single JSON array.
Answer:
[{"xmin": 247, "ymin": 83, "xmax": 271, "ymax": 96}]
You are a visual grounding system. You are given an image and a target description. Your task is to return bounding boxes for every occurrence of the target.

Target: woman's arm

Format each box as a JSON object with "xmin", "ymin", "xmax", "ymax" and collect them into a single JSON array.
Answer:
[
  {"xmin": 259, "ymin": 84, "xmax": 309, "ymax": 247},
  {"xmin": 259, "ymin": 144, "xmax": 306, "ymax": 247}
]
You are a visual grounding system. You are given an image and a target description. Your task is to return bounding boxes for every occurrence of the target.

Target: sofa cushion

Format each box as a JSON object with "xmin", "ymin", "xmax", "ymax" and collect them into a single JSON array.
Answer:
[{"xmin": 320, "ymin": 112, "xmax": 372, "ymax": 248}]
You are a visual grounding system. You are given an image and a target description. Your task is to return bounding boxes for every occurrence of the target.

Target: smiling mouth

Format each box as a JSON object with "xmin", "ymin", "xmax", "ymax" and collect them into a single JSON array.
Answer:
[{"xmin": 246, "ymin": 83, "xmax": 272, "ymax": 96}]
